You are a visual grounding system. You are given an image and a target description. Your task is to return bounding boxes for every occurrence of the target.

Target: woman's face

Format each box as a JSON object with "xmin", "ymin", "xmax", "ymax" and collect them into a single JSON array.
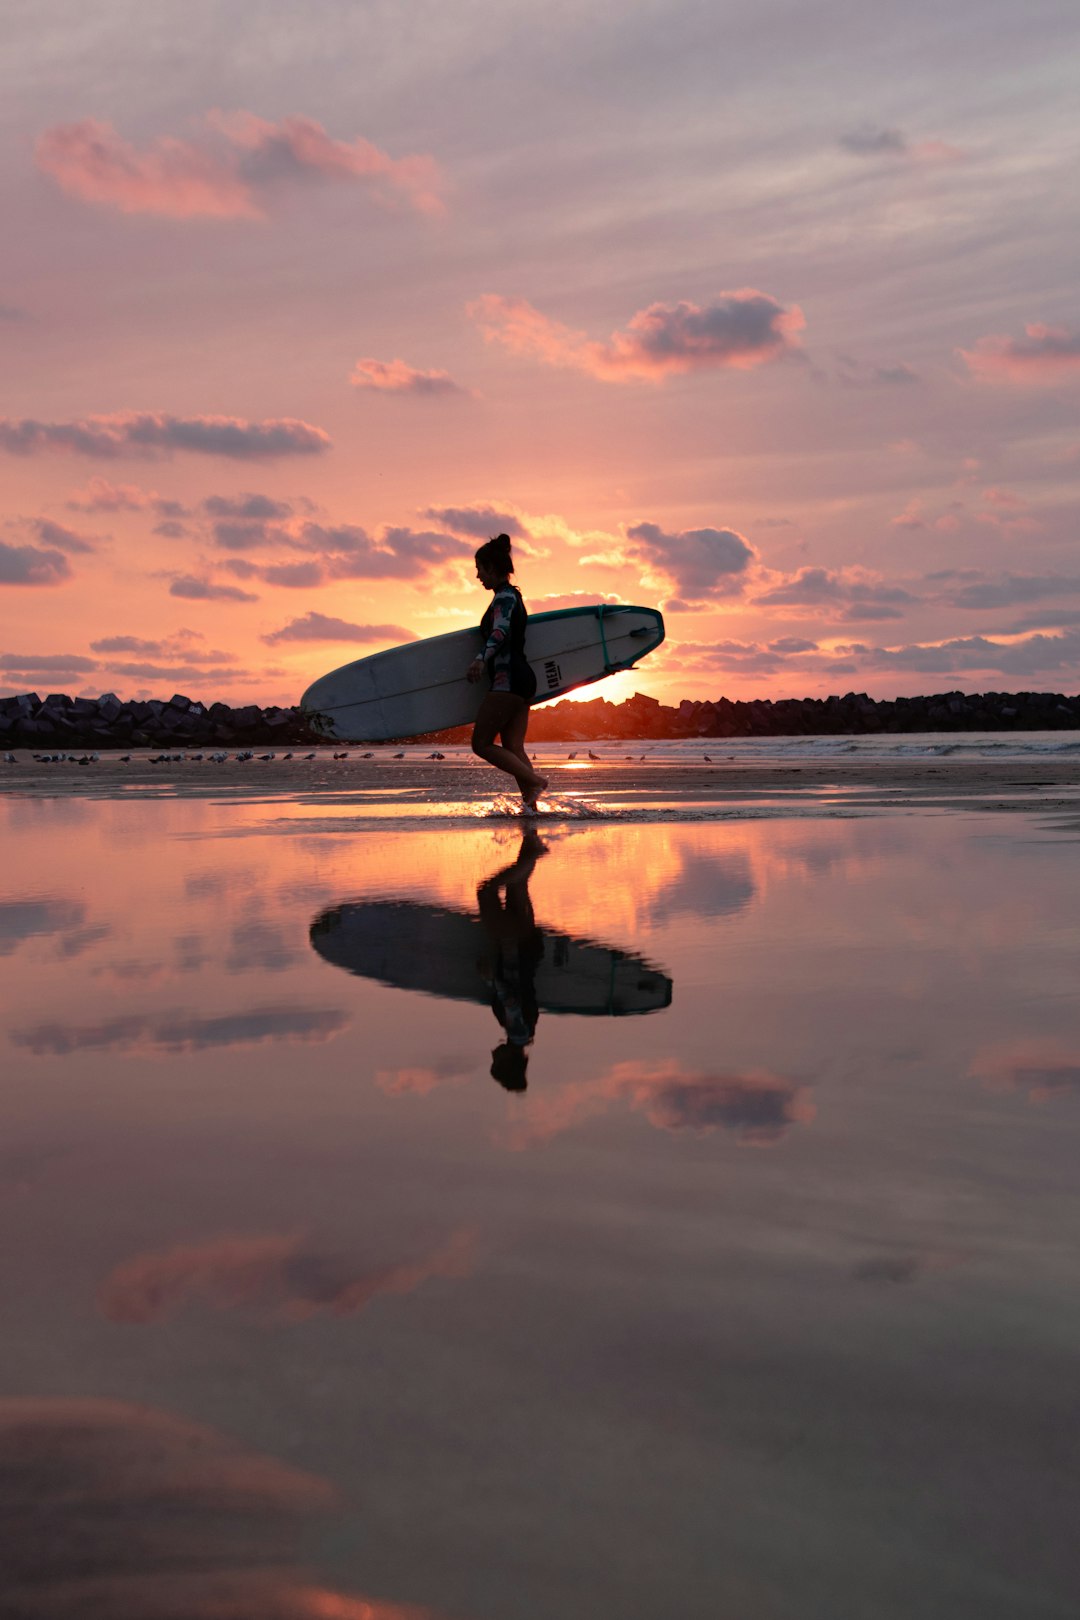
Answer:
[{"xmin": 475, "ymin": 560, "xmax": 501, "ymax": 590}]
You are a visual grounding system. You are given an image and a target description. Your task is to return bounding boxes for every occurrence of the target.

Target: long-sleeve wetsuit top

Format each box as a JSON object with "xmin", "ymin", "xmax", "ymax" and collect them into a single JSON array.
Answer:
[{"xmin": 479, "ymin": 584, "xmax": 534, "ymax": 697}]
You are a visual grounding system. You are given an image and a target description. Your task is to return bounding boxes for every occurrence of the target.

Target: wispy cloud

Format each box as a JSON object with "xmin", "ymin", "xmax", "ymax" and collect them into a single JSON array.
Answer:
[
  {"xmin": 838, "ymin": 125, "xmax": 964, "ymax": 163},
  {"xmin": 98, "ymin": 1226, "xmax": 476, "ymax": 1324},
  {"xmin": 836, "ymin": 627, "xmax": 1080, "ymax": 676},
  {"xmin": 67, "ymin": 476, "xmax": 188, "ymax": 516},
  {"xmin": 12, "ymin": 1005, "xmax": 349, "ymax": 1056},
  {"xmin": 351, "ymin": 357, "xmax": 464, "ymax": 395},
  {"xmin": 469, "ymin": 289, "xmax": 804, "ymax": 381},
  {"xmin": 0, "ymin": 1396, "xmax": 440, "ymax": 1619},
  {"xmin": 753, "ymin": 566, "xmax": 915, "ymax": 621},
  {"xmin": 25, "ymin": 518, "xmax": 98, "ymax": 554},
  {"xmin": 935, "ymin": 572, "xmax": 1080, "ymax": 610},
  {"xmin": 960, "ymin": 323, "xmax": 1080, "ymax": 383},
  {"xmin": 169, "ymin": 574, "xmax": 259, "ymax": 601},
  {"xmin": 36, "ymin": 112, "xmax": 445, "ymax": 219},
  {"xmin": 970, "ymin": 1038, "xmax": 1080, "ymax": 1103},
  {"xmin": 90, "ymin": 629, "xmax": 235, "ymax": 664},
  {"xmin": 0, "ymin": 412, "xmax": 331, "ymax": 460},
  {"xmin": 502, "ymin": 1060, "xmax": 814, "ymax": 1150},
  {"xmin": 262, "ymin": 612, "xmax": 416, "ymax": 644}
]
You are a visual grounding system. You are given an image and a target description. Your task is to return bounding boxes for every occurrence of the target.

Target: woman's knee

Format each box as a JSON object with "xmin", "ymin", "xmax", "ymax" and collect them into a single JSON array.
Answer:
[{"xmin": 471, "ymin": 724, "xmax": 492, "ymax": 756}]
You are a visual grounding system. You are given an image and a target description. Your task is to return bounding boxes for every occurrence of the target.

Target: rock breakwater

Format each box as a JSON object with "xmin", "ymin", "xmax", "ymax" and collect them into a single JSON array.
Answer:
[
  {"xmin": 2, "ymin": 686, "xmax": 1080, "ymax": 749},
  {"xmin": 0, "ymin": 691, "xmax": 310, "ymax": 750}
]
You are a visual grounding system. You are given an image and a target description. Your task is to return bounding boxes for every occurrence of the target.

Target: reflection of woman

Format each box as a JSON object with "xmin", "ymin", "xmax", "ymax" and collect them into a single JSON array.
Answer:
[
  {"xmin": 467, "ymin": 533, "xmax": 548, "ymax": 810},
  {"xmin": 477, "ymin": 830, "xmax": 546, "ymax": 1090}
]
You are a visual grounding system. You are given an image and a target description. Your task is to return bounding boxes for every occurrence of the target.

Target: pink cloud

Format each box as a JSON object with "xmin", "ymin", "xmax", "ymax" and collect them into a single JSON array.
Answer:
[
  {"xmin": 468, "ymin": 289, "xmax": 804, "ymax": 381},
  {"xmin": 36, "ymin": 118, "xmax": 257, "ymax": 217},
  {"xmin": 0, "ymin": 412, "xmax": 331, "ymax": 460},
  {"xmin": 377, "ymin": 1057, "xmax": 475, "ymax": 1094},
  {"xmin": 423, "ymin": 504, "xmax": 529, "ymax": 540},
  {"xmin": 351, "ymin": 357, "xmax": 464, "ymax": 395},
  {"xmin": 969, "ymin": 1038, "xmax": 1080, "ymax": 1103},
  {"xmin": 170, "ymin": 574, "xmax": 259, "ymax": 602},
  {"xmin": 211, "ymin": 110, "xmax": 445, "ymax": 216},
  {"xmin": 0, "ymin": 1396, "xmax": 445, "ymax": 1619},
  {"xmin": 960, "ymin": 324, "xmax": 1080, "ymax": 383},
  {"xmin": 66, "ymin": 476, "xmax": 150, "ymax": 510},
  {"xmin": 262, "ymin": 612, "xmax": 416, "ymax": 644},
  {"xmin": 627, "ymin": 521, "xmax": 755, "ymax": 603},
  {"xmin": 839, "ymin": 126, "xmax": 965, "ymax": 164},
  {"xmin": 98, "ymin": 1227, "xmax": 477, "ymax": 1323},
  {"xmin": 502, "ymin": 1059, "xmax": 814, "ymax": 1150},
  {"xmin": 0, "ymin": 540, "xmax": 72, "ymax": 586},
  {"xmin": 36, "ymin": 113, "xmax": 445, "ymax": 220}
]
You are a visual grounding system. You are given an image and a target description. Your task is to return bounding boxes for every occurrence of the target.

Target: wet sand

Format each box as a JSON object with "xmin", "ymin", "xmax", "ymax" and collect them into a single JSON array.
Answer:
[{"xmin": 2, "ymin": 749, "xmax": 1080, "ymax": 814}]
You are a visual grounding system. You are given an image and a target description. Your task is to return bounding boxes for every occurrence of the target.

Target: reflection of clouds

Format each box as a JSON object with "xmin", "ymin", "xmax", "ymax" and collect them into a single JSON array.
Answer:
[
  {"xmin": 647, "ymin": 850, "xmax": 755, "ymax": 922},
  {"xmin": 94, "ymin": 957, "xmax": 168, "ymax": 982},
  {"xmin": 378, "ymin": 1057, "xmax": 476, "ymax": 1095},
  {"xmin": 503, "ymin": 1060, "xmax": 813, "ymax": 1150},
  {"xmin": 852, "ymin": 1255, "xmax": 922, "ymax": 1284},
  {"xmin": 0, "ymin": 1396, "xmax": 443, "ymax": 1617},
  {"xmin": 11, "ymin": 1006, "xmax": 349, "ymax": 1056},
  {"xmin": 0, "ymin": 896, "xmax": 85, "ymax": 954},
  {"xmin": 175, "ymin": 931, "xmax": 210, "ymax": 972},
  {"xmin": 98, "ymin": 1227, "xmax": 476, "ymax": 1324},
  {"xmin": 51, "ymin": 921, "xmax": 111, "ymax": 960},
  {"xmin": 185, "ymin": 866, "xmax": 261, "ymax": 900},
  {"xmin": 970, "ymin": 1039, "xmax": 1080, "ymax": 1102},
  {"xmin": 226, "ymin": 918, "xmax": 301, "ymax": 973}
]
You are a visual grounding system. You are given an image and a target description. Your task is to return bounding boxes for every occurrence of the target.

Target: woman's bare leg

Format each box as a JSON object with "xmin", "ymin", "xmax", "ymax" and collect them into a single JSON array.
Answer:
[
  {"xmin": 500, "ymin": 704, "xmax": 548, "ymax": 807},
  {"xmin": 472, "ymin": 694, "xmax": 548, "ymax": 801}
]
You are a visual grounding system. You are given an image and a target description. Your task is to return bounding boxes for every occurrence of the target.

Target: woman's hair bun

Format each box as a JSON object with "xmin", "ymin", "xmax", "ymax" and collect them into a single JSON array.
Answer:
[{"xmin": 475, "ymin": 532, "xmax": 514, "ymax": 573}]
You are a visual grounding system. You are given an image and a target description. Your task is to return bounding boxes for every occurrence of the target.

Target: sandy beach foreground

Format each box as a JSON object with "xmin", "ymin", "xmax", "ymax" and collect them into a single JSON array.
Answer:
[{"xmin": 2, "ymin": 749, "xmax": 1080, "ymax": 816}]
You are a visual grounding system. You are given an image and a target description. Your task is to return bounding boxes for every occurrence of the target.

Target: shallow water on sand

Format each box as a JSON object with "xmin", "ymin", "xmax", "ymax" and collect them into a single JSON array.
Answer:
[{"xmin": 2, "ymin": 797, "xmax": 1079, "ymax": 1619}]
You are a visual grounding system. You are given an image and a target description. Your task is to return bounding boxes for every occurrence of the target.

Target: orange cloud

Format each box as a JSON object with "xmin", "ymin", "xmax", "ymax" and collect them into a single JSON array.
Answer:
[
  {"xmin": 351, "ymin": 358, "xmax": 464, "ymax": 395},
  {"xmin": 36, "ymin": 113, "xmax": 445, "ymax": 219},
  {"xmin": 36, "ymin": 118, "xmax": 257, "ymax": 217},
  {"xmin": 468, "ymin": 289, "xmax": 804, "ymax": 381},
  {"xmin": 98, "ymin": 1227, "xmax": 477, "ymax": 1323},
  {"xmin": 502, "ymin": 1059, "xmax": 814, "ymax": 1149},
  {"xmin": 0, "ymin": 1397, "xmax": 446, "ymax": 1618},
  {"xmin": 960, "ymin": 324, "xmax": 1080, "ymax": 383}
]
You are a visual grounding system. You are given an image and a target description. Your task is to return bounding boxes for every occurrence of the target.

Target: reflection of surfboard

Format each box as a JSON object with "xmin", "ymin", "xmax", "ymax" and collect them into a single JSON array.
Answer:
[
  {"xmin": 310, "ymin": 901, "xmax": 673, "ymax": 1016},
  {"xmin": 300, "ymin": 604, "xmax": 664, "ymax": 741}
]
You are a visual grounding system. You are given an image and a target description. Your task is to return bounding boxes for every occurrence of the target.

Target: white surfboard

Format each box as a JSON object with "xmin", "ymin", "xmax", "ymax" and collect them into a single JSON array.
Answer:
[
  {"xmin": 310, "ymin": 900, "xmax": 674, "ymax": 1016},
  {"xmin": 300, "ymin": 603, "xmax": 664, "ymax": 742}
]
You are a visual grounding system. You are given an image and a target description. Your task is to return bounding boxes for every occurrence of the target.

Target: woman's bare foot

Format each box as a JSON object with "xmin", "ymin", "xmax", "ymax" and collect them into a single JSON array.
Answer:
[{"xmin": 522, "ymin": 774, "xmax": 548, "ymax": 811}]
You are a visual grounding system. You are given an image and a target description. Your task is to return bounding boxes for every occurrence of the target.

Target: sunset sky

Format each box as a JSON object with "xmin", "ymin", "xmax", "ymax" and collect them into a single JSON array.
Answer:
[{"xmin": 3, "ymin": 0, "xmax": 1079, "ymax": 707}]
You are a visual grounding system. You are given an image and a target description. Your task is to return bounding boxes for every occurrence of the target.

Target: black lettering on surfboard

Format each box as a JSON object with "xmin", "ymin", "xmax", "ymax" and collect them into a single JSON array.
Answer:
[{"xmin": 544, "ymin": 658, "xmax": 561, "ymax": 690}]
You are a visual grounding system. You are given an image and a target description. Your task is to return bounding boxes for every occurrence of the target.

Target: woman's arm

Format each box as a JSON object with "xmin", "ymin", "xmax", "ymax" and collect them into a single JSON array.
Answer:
[{"xmin": 468, "ymin": 588, "xmax": 514, "ymax": 680}]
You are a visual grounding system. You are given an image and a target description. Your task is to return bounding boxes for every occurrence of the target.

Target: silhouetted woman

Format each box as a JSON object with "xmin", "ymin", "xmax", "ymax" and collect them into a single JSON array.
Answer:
[{"xmin": 467, "ymin": 533, "xmax": 548, "ymax": 809}]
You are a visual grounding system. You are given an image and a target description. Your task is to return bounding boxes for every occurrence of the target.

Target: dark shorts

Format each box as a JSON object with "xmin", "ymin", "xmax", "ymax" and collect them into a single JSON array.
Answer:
[{"xmin": 491, "ymin": 658, "xmax": 537, "ymax": 702}]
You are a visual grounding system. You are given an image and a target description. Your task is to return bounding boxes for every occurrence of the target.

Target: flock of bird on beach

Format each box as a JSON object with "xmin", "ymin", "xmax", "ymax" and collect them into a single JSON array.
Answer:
[{"xmin": 0, "ymin": 748, "xmax": 685, "ymax": 767}]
